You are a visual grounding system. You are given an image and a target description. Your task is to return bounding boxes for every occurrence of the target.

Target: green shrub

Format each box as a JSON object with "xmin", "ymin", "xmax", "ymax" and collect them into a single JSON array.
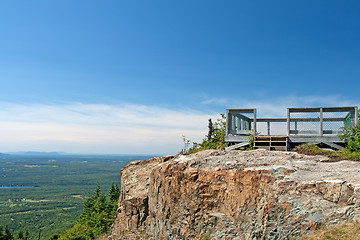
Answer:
[
  {"xmin": 339, "ymin": 149, "xmax": 360, "ymax": 161},
  {"xmin": 293, "ymin": 144, "xmax": 330, "ymax": 155},
  {"xmin": 184, "ymin": 114, "xmax": 226, "ymax": 154},
  {"xmin": 339, "ymin": 119, "xmax": 360, "ymax": 153},
  {"xmin": 293, "ymin": 144, "xmax": 360, "ymax": 161}
]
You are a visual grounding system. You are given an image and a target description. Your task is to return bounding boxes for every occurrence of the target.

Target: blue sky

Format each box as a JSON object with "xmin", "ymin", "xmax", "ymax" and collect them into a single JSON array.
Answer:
[{"xmin": 0, "ymin": 1, "xmax": 359, "ymax": 154}]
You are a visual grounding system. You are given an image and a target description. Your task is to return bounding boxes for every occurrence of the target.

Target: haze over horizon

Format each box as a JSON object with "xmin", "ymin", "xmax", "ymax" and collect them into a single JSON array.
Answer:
[{"xmin": 1, "ymin": 1, "xmax": 359, "ymax": 154}]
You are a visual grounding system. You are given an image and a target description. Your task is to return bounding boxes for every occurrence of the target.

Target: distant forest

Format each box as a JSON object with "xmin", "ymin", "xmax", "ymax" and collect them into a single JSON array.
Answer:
[{"xmin": 0, "ymin": 154, "xmax": 153, "ymax": 239}]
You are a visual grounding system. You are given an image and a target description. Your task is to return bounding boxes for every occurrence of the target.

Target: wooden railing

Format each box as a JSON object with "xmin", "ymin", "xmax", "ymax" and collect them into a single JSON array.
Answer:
[{"xmin": 226, "ymin": 107, "xmax": 358, "ymax": 138}]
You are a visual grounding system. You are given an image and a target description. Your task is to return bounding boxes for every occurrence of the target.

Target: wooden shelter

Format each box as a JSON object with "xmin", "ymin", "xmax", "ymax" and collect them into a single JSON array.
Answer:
[{"xmin": 225, "ymin": 106, "xmax": 358, "ymax": 151}]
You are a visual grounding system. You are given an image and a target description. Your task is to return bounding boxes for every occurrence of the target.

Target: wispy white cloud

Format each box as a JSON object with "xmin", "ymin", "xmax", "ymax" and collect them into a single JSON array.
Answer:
[
  {"xmin": 0, "ymin": 96, "xmax": 358, "ymax": 154},
  {"xmin": 202, "ymin": 95, "xmax": 359, "ymax": 117},
  {"xmin": 201, "ymin": 98, "xmax": 230, "ymax": 106},
  {"xmin": 0, "ymin": 103, "xmax": 217, "ymax": 154}
]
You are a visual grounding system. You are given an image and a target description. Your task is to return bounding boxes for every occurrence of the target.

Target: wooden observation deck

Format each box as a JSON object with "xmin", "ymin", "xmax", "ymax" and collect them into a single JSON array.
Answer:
[{"xmin": 225, "ymin": 107, "xmax": 358, "ymax": 151}]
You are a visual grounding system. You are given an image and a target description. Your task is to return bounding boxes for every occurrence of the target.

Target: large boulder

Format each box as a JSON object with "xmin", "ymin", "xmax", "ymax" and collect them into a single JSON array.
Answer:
[{"xmin": 111, "ymin": 150, "xmax": 360, "ymax": 240}]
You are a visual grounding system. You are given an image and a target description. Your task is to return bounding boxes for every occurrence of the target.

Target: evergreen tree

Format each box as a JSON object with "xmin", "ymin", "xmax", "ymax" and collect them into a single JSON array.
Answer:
[
  {"xmin": 108, "ymin": 183, "xmax": 116, "ymax": 202},
  {"xmin": 24, "ymin": 231, "xmax": 29, "ymax": 240},
  {"xmin": 109, "ymin": 183, "xmax": 120, "ymax": 202},
  {"xmin": 49, "ymin": 234, "xmax": 60, "ymax": 240},
  {"xmin": 16, "ymin": 231, "xmax": 23, "ymax": 240},
  {"xmin": 185, "ymin": 114, "xmax": 226, "ymax": 154},
  {"xmin": 114, "ymin": 184, "xmax": 120, "ymax": 201},
  {"xmin": 0, "ymin": 227, "xmax": 28, "ymax": 240},
  {"xmin": 0, "ymin": 226, "xmax": 4, "ymax": 240},
  {"xmin": 94, "ymin": 183, "xmax": 101, "ymax": 198},
  {"xmin": 207, "ymin": 118, "xmax": 214, "ymax": 141},
  {"xmin": 4, "ymin": 226, "xmax": 13, "ymax": 240},
  {"xmin": 59, "ymin": 184, "xmax": 120, "ymax": 240}
]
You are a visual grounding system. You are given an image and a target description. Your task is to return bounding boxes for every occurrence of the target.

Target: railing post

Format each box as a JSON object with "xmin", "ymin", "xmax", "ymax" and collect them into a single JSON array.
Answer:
[
  {"xmin": 226, "ymin": 109, "xmax": 230, "ymax": 136},
  {"xmin": 253, "ymin": 109, "xmax": 257, "ymax": 135},
  {"xmin": 287, "ymin": 108, "xmax": 290, "ymax": 136},
  {"xmin": 267, "ymin": 121, "xmax": 270, "ymax": 136},
  {"xmin": 320, "ymin": 107, "xmax": 323, "ymax": 136}
]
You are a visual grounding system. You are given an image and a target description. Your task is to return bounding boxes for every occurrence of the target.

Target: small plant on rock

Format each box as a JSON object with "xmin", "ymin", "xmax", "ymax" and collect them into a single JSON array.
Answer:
[
  {"xmin": 182, "ymin": 114, "xmax": 226, "ymax": 154},
  {"xmin": 338, "ymin": 116, "xmax": 360, "ymax": 160},
  {"xmin": 200, "ymin": 233, "xmax": 211, "ymax": 240},
  {"xmin": 339, "ymin": 118, "xmax": 360, "ymax": 152}
]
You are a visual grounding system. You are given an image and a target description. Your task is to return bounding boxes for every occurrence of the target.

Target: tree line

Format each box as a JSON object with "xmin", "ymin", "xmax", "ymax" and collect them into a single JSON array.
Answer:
[
  {"xmin": 1, "ymin": 183, "xmax": 120, "ymax": 240},
  {"xmin": 54, "ymin": 182, "xmax": 120, "ymax": 240},
  {"xmin": 0, "ymin": 226, "xmax": 29, "ymax": 240}
]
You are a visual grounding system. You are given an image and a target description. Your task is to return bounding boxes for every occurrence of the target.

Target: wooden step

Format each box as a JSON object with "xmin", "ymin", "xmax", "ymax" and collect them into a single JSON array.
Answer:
[
  {"xmin": 225, "ymin": 142, "xmax": 250, "ymax": 150},
  {"xmin": 254, "ymin": 136, "xmax": 288, "ymax": 151}
]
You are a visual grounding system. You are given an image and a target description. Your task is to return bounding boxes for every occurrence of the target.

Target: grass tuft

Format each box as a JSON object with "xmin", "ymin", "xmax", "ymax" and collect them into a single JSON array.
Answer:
[
  {"xmin": 200, "ymin": 233, "xmax": 211, "ymax": 240},
  {"xmin": 293, "ymin": 144, "xmax": 360, "ymax": 161},
  {"xmin": 300, "ymin": 221, "xmax": 360, "ymax": 240}
]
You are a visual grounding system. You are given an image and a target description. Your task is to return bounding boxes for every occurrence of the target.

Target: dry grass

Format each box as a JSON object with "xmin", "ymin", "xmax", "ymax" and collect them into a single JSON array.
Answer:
[
  {"xmin": 293, "ymin": 144, "xmax": 360, "ymax": 161},
  {"xmin": 293, "ymin": 144, "xmax": 342, "ymax": 160},
  {"xmin": 300, "ymin": 222, "xmax": 360, "ymax": 240}
]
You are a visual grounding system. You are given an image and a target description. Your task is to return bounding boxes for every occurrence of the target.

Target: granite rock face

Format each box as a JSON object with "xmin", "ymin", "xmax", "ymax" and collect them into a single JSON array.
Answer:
[{"xmin": 111, "ymin": 150, "xmax": 360, "ymax": 240}]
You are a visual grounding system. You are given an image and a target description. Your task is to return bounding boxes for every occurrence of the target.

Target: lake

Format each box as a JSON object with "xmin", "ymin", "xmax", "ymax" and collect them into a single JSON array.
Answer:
[{"xmin": 0, "ymin": 186, "xmax": 34, "ymax": 189}]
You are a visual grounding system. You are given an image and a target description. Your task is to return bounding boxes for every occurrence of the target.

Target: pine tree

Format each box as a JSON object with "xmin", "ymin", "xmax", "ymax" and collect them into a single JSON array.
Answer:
[
  {"xmin": 16, "ymin": 231, "xmax": 23, "ymax": 240},
  {"xmin": 108, "ymin": 183, "xmax": 116, "ymax": 202},
  {"xmin": 24, "ymin": 231, "xmax": 29, "ymax": 240},
  {"xmin": 114, "ymin": 184, "xmax": 120, "ymax": 200},
  {"xmin": 0, "ymin": 226, "xmax": 4, "ymax": 240},
  {"xmin": 4, "ymin": 226, "xmax": 13, "ymax": 240},
  {"xmin": 207, "ymin": 118, "xmax": 213, "ymax": 141},
  {"xmin": 109, "ymin": 183, "xmax": 120, "ymax": 202},
  {"xmin": 95, "ymin": 183, "xmax": 101, "ymax": 198},
  {"xmin": 59, "ymin": 184, "xmax": 120, "ymax": 240}
]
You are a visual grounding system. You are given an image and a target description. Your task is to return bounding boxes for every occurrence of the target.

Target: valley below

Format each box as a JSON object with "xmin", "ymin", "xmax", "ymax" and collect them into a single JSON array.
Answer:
[{"xmin": 0, "ymin": 153, "xmax": 154, "ymax": 239}]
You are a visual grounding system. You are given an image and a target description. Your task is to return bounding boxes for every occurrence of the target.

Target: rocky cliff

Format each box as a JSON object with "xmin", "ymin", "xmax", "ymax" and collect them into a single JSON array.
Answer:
[{"xmin": 110, "ymin": 150, "xmax": 360, "ymax": 240}]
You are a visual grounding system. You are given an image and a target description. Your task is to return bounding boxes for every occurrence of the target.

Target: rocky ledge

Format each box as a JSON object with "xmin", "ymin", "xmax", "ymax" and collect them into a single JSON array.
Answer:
[{"xmin": 111, "ymin": 150, "xmax": 360, "ymax": 240}]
